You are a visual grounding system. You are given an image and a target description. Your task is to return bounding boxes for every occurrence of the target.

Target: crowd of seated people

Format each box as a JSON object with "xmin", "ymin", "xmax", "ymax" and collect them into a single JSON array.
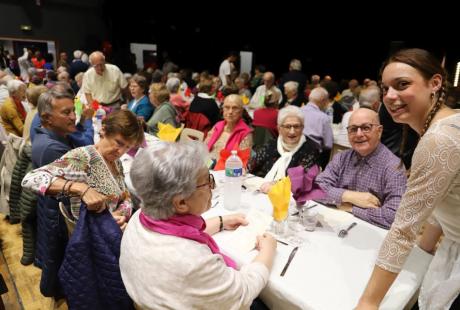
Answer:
[{"xmin": 0, "ymin": 47, "xmax": 434, "ymax": 309}]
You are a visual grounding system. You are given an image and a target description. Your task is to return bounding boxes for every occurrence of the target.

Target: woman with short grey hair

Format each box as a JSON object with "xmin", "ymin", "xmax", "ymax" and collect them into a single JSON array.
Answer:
[
  {"xmin": 0, "ymin": 79, "xmax": 27, "ymax": 136},
  {"xmin": 120, "ymin": 141, "xmax": 276, "ymax": 309},
  {"xmin": 249, "ymin": 105, "xmax": 319, "ymax": 192}
]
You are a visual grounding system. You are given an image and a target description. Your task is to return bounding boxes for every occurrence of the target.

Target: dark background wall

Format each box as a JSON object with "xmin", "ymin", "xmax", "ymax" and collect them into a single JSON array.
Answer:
[
  {"xmin": 0, "ymin": 1, "xmax": 459, "ymax": 84},
  {"xmin": 0, "ymin": 0, "xmax": 106, "ymax": 56}
]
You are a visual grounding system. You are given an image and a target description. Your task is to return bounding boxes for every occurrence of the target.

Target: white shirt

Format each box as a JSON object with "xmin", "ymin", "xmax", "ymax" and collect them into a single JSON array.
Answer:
[
  {"xmin": 82, "ymin": 63, "xmax": 127, "ymax": 104},
  {"xmin": 219, "ymin": 59, "xmax": 232, "ymax": 86},
  {"xmin": 120, "ymin": 210, "xmax": 269, "ymax": 310}
]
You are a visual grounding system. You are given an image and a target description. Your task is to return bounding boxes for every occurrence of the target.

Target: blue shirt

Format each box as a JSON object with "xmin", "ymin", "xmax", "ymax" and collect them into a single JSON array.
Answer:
[
  {"xmin": 301, "ymin": 102, "xmax": 333, "ymax": 150},
  {"xmin": 127, "ymin": 96, "xmax": 154, "ymax": 121},
  {"xmin": 30, "ymin": 113, "xmax": 94, "ymax": 148}
]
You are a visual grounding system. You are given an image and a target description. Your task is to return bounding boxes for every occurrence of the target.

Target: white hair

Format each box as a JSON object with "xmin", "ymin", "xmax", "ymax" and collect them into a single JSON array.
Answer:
[
  {"xmin": 89, "ymin": 51, "xmax": 105, "ymax": 65},
  {"xmin": 277, "ymin": 105, "xmax": 304, "ymax": 126},
  {"xmin": 284, "ymin": 81, "xmax": 299, "ymax": 93},
  {"xmin": 289, "ymin": 59, "xmax": 302, "ymax": 71},
  {"xmin": 359, "ymin": 86, "xmax": 381, "ymax": 110},
  {"xmin": 7, "ymin": 80, "xmax": 26, "ymax": 95},
  {"xmin": 73, "ymin": 50, "xmax": 83, "ymax": 59},
  {"xmin": 308, "ymin": 87, "xmax": 329, "ymax": 104},
  {"xmin": 166, "ymin": 77, "xmax": 181, "ymax": 93},
  {"xmin": 130, "ymin": 141, "xmax": 209, "ymax": 219},
  {"xmin": 81, "ymin": 53, "xmax": 89, "ymax": 64}
]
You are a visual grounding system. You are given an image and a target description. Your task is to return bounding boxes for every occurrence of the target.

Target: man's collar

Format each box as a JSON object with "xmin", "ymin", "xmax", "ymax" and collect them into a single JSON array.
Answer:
[
  {"xmin": 352, "ymin": 143, "xmax": 383, "ymax": 168},
  {"xmin": 37, "ymin": 127, "xmax": 70, "ymax": 144}
]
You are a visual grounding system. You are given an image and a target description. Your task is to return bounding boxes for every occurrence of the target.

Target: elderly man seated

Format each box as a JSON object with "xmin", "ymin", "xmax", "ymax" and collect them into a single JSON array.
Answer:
[{"xmin": 315, "ymin": 108, "xmax": 407, "ymax": 229}]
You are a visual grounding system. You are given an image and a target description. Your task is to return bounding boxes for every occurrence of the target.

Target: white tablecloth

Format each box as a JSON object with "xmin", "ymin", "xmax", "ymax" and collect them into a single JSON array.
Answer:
[{"xmin": 203, "ymin": 171, "xmax": 433, "ymax": 310}]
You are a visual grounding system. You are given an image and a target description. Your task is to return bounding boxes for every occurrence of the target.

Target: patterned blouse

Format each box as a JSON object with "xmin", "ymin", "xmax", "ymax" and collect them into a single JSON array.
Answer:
[
  {"xmin": 22, "ymin": 145, "xmax": 132, "ymax": 220},
  {"xmin": 248, "ymin": 137, "xmax": 319, "ymax": 178},
  {"xmin": 377, "ymin": 112, "xmax": 460, "ymax": 273}
]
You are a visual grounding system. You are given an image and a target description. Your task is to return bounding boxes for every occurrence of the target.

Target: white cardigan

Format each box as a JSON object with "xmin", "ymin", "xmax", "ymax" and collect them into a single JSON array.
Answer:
[{"xmin": 120, "ymin": 210, "xmax": 270, "ymax": 310}]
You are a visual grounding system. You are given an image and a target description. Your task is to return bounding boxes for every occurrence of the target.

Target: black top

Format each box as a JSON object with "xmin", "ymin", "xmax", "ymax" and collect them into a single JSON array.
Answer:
[
  {"xmin": 379, "ymin": 105, "xmax": 419, "ymax": 168},
  {"xmin": 189, "ymin": 95, "xmax": 221, "ymax": 126},
  {"xmin": 248, "ymin": 137, "xmax": 320, "ymax": 178}
]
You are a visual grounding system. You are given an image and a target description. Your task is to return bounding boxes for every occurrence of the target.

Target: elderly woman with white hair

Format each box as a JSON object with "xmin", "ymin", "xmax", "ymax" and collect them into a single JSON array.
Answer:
[
  {"xmin": 0, "ymin": 79, "xmax": 27, "ymax": 136},
  {"xmin": 120, "ymin": 141, "xmax": 276, "ymax": 309},
  {"xmin": 205, "ymin": 94, "xmax": 253, "ymax": 161},
  {"xmin": 248, "ymin": 105, "xmax": 319, "ymax": 193}
]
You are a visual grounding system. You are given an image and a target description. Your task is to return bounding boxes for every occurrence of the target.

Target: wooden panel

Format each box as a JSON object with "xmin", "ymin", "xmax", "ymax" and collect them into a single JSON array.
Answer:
[{"xmin": 0, "ymin": 215, "xmax": 67, "ymax": 309}]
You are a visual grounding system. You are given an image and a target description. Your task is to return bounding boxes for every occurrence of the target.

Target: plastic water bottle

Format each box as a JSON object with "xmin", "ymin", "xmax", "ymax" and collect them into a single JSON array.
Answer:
[
  {"xmin": 224, "ymin": 150, "xmax": 243, "ymax": 211},
  {"xmin": 94, "ymin": 107, "xmax": 106, "ymax": 141}
]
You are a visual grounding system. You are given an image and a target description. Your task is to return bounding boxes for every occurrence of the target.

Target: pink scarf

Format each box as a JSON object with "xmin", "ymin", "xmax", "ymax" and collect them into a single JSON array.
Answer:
[
  {"xmin": 207, "ymin": 119, "xmax": 252, "ymax": 152},
  {"xmin": 139, "ymin": 211, "xmax": 237, "ymax": 269}
]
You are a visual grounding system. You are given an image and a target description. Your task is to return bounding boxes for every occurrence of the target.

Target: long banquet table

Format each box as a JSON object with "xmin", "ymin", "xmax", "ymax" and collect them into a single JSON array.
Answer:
[{"xmin": 203, "ymin": 171, "xmax": 433, "ymax": 310}]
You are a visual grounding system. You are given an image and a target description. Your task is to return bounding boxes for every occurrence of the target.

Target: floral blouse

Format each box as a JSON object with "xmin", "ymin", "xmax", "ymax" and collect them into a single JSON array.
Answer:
[
  {"xmin": 22, "ymin": 145, "xmax": 132, "ymax": 220},
  {"xmin": 376, "ymin": 113, "xmax": 460, "ymax": 273}
]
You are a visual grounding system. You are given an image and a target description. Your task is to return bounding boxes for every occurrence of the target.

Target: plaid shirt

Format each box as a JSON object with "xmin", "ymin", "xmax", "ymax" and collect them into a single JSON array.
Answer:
[{"xmin": 315, "ymin": 143, "xmax": 407, "ymax": 229}]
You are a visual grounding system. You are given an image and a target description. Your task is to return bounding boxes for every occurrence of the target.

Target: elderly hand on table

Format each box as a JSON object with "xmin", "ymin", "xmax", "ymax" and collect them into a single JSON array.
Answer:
[
  {"xmin": 223, "ymin": 213, "xmax": 249, "ymax": 230},
  {"xmin": 342, "ymin": 191, "xmax": 381, "ymax": 209}
]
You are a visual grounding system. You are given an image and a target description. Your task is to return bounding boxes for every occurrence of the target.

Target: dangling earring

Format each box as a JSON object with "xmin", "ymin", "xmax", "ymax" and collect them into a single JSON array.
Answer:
[{"xmin": 431, "ymin": 91, "xmax": 437, "ymax": 104}]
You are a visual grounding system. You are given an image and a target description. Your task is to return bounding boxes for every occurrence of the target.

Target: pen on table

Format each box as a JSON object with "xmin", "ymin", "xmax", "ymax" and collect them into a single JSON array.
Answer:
[{"xmin": 212, "ymin": 201, "xmax": 219, "ymax": 208}]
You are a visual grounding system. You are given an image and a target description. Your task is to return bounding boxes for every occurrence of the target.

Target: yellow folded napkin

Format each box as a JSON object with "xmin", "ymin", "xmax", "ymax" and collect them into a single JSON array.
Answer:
[
  {"xmin": 268, "ymin": 176, "xmax": 291, "ymax": 222},
  {"xmin": 157, "ymin": 122, "xmax": 182, "ymax": 142}
]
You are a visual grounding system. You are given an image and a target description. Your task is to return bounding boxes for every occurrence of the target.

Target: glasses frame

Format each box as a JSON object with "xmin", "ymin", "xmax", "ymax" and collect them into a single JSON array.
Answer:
[
  {"xmin": 346, "ymin": 123, "xmax": 381, "ymax": 135},
  {"xmin": 196, "ymin": 174, "xmax": 216, "ymax": 190},
  {"xmin": 280, "ymin": 124, "xmax": 303, "ymax": 131}
]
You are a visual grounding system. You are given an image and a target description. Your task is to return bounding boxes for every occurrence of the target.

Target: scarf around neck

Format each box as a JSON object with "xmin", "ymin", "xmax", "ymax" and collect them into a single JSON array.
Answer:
[
  {"xmin": 264, "ymin": 135, "xmax": 306, "ymax": 182},
  {"xmin": 139, "ymin": 211, "xmax": 237, "ymax": 269}
]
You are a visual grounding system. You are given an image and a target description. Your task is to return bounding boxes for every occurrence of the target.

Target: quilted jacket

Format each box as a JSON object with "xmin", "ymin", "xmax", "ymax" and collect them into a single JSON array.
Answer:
[{"xmin": 59, "ymin": 204, "xmax": 133, "ymax": 310}]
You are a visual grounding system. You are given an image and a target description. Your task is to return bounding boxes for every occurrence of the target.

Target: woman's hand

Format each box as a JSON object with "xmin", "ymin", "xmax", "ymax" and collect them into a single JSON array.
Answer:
[
  {"xmin": 223, "ymin": 213, "xmax": 248, "ymax": 231},
  {"xmin": 81, "ymin": 187, "xmax": 107, "ymax": 212},
  {"xmin": 256, "ymin": 233, "xmax": 277, "ymax": 252},
  {"xmin": 260, "ymin": 182, "xmax": 274, "ymax": 194},
  {"xmin": 112, "ymin": 210, "xmax": 127, "ymax": 231}
]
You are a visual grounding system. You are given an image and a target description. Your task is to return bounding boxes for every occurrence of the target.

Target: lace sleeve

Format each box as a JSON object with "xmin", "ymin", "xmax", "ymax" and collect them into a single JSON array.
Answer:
[{"xmin": 376, "ymin": 123, "xmax": 460, "ymax": 272}]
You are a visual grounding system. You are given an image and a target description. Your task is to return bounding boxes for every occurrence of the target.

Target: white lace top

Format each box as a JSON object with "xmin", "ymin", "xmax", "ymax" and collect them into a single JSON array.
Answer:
[{"xmin": 377, "ymin": 112, "xmax": 460, "ymax": 272}]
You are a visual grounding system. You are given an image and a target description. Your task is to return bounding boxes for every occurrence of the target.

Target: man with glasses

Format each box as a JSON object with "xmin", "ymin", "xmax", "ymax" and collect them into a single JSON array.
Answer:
[
  {"xmin": 315, "ymin": 108, "xmax": 407, "ymax": 229},
  {"xmin": 82, "ymin": 51, "xmax": 128, "ymax": 111}
]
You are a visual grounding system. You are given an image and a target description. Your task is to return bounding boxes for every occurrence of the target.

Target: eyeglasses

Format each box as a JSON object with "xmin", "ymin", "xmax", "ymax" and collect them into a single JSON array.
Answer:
[
  {"xmin": 196, "ymin": 174, "xmax": 216, "ymax": 190},
  {"xmin": 346, "ymin": 123, "xmax": 381, "ymax": 134},
  {"xmin": 280, "ymin": 124, "xmax": 303, "ymax": 131}
]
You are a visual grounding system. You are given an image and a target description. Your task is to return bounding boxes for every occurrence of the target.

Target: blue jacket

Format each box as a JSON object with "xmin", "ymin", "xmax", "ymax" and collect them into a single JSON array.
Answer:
[
  {"xmin": 31, "ymin": 126, "xmax": 92, "ymax": 298},
  {"xmin": 59, "ymin": 205, "xmax": 133, "ymax": 310},
  {"xmin": 127, "ymin": 96, "xmax": 154, "ymax": 121},
  {"xmin": 30, "ymin": 113, "xmax": 94, "ymax": 147}
]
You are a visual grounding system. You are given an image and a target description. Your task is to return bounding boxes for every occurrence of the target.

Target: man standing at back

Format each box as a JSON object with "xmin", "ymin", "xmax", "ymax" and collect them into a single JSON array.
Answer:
[
  {"xmin": 301, "ymin": 87, "xmax": 333, "ymax": 168},
  {"xmin": 82, "ymin": 51, "xmax": 127, "ymax": 111},
  {"xmin": 219, "ymin": 51, "xmax": 238, "ymax": 88}
]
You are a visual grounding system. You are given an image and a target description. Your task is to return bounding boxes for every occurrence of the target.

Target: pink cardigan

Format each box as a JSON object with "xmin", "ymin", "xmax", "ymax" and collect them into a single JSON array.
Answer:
[{"xmin": 207, "ymin": 119, "xmax": 252, "ymax": 152}]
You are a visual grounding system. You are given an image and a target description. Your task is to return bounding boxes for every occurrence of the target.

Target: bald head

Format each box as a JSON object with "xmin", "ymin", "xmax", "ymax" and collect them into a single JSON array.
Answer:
[
  {"xmin": 348, "ymin": 108, "xmax": 382, "ymax": 157},
  {"xmin": 349, "ymin": 107, "xmax": 380, "ymax": 125},
  {"xmin": 89, "ymin": 51, "xmax": 106, "ymax": 75},
  {"xmin": 263, "ymin": 72, "xmax": 275, "ymax": 88}
]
